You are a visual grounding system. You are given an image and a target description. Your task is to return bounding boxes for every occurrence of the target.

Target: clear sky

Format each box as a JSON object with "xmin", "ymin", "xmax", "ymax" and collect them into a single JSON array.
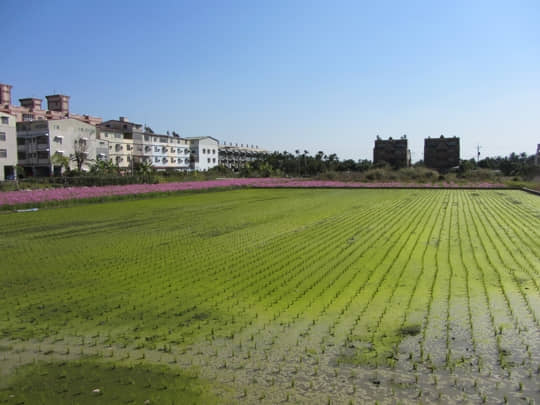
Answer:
[{"xmin": 2, "ymin": 0, "xmax": 539, "ymax": 161}]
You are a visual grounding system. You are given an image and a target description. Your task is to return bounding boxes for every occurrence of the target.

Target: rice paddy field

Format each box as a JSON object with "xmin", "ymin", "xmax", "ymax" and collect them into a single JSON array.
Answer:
[{"xmin": 0, "ymin": 188, "xmax": 539, "ymax": 404}]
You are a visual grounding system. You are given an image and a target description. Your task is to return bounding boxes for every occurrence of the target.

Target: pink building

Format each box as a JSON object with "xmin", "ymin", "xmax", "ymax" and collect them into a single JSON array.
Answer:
[{"xmin": 0, "ymin": 83, "xmax": 102, "ymax": 125}]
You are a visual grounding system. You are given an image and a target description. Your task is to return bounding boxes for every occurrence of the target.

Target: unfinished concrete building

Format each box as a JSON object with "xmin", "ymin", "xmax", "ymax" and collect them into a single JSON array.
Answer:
[
  {"xmin": 424, "ymin": 135, "xmax": 460, "ymax": 170},
  {"xmin": 373, "ymin": 137, "xmax": 410, "ymax": 168}
]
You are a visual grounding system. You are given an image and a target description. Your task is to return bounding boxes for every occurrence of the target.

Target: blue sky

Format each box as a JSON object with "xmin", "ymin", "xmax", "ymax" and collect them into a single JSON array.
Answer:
[{"xmin": 2, "ymin": 0, "xmax": 539, "ymax": 160}]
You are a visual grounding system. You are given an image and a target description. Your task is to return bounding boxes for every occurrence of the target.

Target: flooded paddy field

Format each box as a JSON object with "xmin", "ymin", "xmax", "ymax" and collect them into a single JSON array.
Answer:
[{"xmin": 1, "ymin": 189, "xmax": 539, "ymax": 404}]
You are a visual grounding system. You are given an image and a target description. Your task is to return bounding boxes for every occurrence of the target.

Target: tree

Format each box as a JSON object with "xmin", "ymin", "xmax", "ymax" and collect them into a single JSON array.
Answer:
[
  {"xmin": 90, "ymin": 159, "xmax": 120, "ymax": 176},
  {"xmin": 134, "ymin": 159, "xmax": 154, "ymax": 176},
  {"xmin": 71, "ymin": 136, "xmax": 93, "ymax": 172},
  {"xmin": 51, "ymin": 153, "xmax": 70, "ymax": 175}
]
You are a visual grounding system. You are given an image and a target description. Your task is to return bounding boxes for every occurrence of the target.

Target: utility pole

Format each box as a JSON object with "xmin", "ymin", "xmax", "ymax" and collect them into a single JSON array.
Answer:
[{"xmin": 476, "ymin": 145, "xmax": 481, "ymax": 163}]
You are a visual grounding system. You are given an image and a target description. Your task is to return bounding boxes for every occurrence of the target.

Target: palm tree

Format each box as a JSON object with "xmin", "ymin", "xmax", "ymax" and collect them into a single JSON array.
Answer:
[{"xmin": 51, "ymin": 153, "xmax": 70, "ymax": 175}]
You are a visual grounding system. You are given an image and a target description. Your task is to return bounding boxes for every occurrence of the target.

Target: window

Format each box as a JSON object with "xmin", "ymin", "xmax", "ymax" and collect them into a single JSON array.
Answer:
[
  {"xmin": 114, "ymin": 133, "xmax": 122, "ymax": 139},
  {"xmin": 213, "ymin": 158, "xmax": 216, "ymax": 163},
  {"xmin": 54, "ymin": 136, "xmax": 62, "ymax": 144},
  {"xmin": 1, "ymin": 117, "xmax": 8, "ymax": 125},
  {"xmin": 155, "ymin": 157, "xmax": 159, "ymax": 162},
  {"xmin": 202, "ymin": 148, "xmax": 206, "ymax": 154},
  {"xmin": 0, "ymin": 132, "xmax": 5, "ymax": 141},
  {"xmin": 0, "ymin": 149, "xmax": 6, "ymax": 158},
  {"xmin": 207, "ymin": 158, "xmax": 211, "ymax": 163},
  {"xmin": 212, "ymin": 149, "xmax": 216, "ymax": 154},
  {"xmin": 18, "ymin": 151, "xmax": 26, "ymax": 160},
  {"xmin": 144, "ymin": 135, "xmax": 150, "ymax": 141}
]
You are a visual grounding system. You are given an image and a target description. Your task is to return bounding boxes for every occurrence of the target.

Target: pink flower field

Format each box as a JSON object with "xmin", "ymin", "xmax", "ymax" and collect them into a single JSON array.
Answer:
[{"xmin": 0, "ymin": 178, "xmax": 507, "ymax": 207}]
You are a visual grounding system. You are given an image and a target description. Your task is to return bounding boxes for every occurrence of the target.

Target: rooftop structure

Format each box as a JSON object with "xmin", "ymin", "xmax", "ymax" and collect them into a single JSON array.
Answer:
[{"xmin": 0, "ymin": 83, "xmax": 102, "ymax": 125}]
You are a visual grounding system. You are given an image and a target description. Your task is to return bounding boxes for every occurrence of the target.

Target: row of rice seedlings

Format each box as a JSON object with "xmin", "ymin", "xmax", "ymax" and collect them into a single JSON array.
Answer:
[
  {"xmin": 466, "ymin": 192, "xmax": 539, "ymax": 375},
  {"xmin": 461, "ymin": 192, "xmax": 524, "ymax": 372},
  {"xmin": 197, "ymin": 190, "xmax": 426, "ymax": 372},
  {"xmin": 482, "ymin": 194, "xmax": 540, "ymax": 319},
  {"xmin": 365, "ymin": 191, "xmax": 447, "ymax": 367},
  {"xmin": 418, "ymin": 192, "xmax": 453, "ymax": 367},
  {"xmin": 485, "ymin": 192, "xmax": 540, "ymax": 277},
  {"xmin": 139, "ymin": 191, "xmax": 404, "ymax": 348},
  {"xmin": 471, "ymin": 194, "xmax": 539, "ymax": 330},
  {"xmin": 340, "ymin": 192, "xmax": 442, "ymax": 366},
  {"xmin": 292, "ymin": 192, "xmax": 440, "ymax": 349},
  {"xmin": 397, "ymin": 191, "xmax": 450, "ymax": 368},
  {"xmin": 224, "ymin": 195, "xmax": 421, "ymax": 349},
  {"xmin": 449, "ymin": 192, "xmax": 479, "ymax": 370}
]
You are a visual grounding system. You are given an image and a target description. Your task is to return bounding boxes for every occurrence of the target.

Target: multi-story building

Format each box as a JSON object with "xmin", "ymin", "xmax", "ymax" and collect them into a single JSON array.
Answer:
[
  {"xmin": 0, "ymin": 112, "xmax": 17, "ymax": 180},
  {"xmin": 96, "ymin": 117, "xmax": 142, "ymax": 171},
  {"xmin": 16, "ymin": 119, "xmax": 97, "ymax": 176},
  {"xmin": 133, "ymin": 132, "xmax": 190, "ymax": 171},
  {"xmin": 424, "ymin": 135, "xmax": 460, "ymax": 170},
  {"xmin": 0, "ymin": 83, "xmax": 101, "ymax": 125},
  {"xmin": 186, "ymin": 137, "xmax": 219, "ymax": 171},
  {"xmin": 373, "ymin": 136, "xmax": 411, "ymax": 168},
  {"xmin": 535, "ymin": 144, "xmax": 540, "ymax": 166},
  {"xmin": 98, "ymin": 117, "xmax": 191, "ymax": 171},
  {"xmin": 219, "ymin": 143, "xmax": 268, "ymax": 170}
]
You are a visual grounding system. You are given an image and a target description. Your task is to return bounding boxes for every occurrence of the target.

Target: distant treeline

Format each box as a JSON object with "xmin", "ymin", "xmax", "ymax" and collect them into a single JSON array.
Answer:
[{"xmin": 240, "ymin": 150, "xmax": 538, "ymax": 178}]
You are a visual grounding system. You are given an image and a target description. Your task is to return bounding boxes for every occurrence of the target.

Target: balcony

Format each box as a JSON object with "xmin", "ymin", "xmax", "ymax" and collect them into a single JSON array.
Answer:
[{"xmin": 36, "ymin": 144, "xmax": 50, "ymax": 151}]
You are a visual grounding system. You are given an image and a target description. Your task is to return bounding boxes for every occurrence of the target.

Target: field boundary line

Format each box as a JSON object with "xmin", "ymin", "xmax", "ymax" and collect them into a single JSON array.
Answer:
[{"xmin": 521, "ymin": 187, "xmax": 540, "ymax": 196}]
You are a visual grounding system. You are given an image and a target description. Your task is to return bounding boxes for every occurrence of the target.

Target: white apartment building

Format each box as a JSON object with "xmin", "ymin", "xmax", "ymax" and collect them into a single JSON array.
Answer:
[
  {"xmin": 98, "ymin": 118, "xmax": 191, "ymax": 172},
  {"xmin": 186, "ymin": 136, "xmax": 219, "ymax": 171},
  {"xmin": 0, "ymin": 112, "xmax": 17, "ymax": 180},
  {"xmin": 16, "ymin": 119, "xmax": 97, "ymax": 176},
  {"xmin": 133, "ymin": 133, "xmax": 190, "ymax": 171}
]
